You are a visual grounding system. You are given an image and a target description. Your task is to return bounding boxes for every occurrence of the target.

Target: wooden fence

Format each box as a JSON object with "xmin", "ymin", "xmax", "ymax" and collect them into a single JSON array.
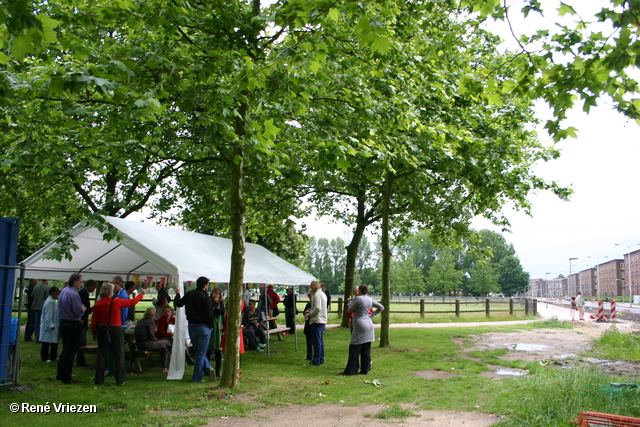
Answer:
[
  {"xmin": 13, "ymin": 294, "xmax": 537, "ymax": 319},
  {"xmin": 331, "ymin": 297, "xmax": 537, "ymax": 318}
]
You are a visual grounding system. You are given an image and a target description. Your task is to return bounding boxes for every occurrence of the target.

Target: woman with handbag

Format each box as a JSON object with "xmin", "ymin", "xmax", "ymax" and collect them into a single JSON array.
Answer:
[{"xmin": 91, "ymin": 283, "xmax": 145, "ymax": 385}]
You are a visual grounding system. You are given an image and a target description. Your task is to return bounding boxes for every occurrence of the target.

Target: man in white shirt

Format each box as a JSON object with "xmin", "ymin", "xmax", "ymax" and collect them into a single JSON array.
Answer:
[
  {"xmin": 575, "ymin": 291, "xmax": 585, "ymax": 321},
  {"xmin": 305, "ymin": 281, "xmax": 327, "ymax": 365}
]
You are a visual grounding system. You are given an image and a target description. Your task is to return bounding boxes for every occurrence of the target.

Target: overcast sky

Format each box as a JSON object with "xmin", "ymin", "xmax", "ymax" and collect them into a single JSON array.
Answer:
[{"xmin": 299, "ymin": 1, "xmax": 640, "ymax": 280}]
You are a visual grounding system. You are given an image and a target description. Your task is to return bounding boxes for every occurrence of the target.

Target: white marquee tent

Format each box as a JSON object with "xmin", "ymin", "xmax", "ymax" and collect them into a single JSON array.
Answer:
[
  {"xmin": 22, "ymin": 216, "xmax": 316, "ymax": 286},
  {"xmin": 21, "ymin": 216, "xmax": 316, "ymax": 379}
]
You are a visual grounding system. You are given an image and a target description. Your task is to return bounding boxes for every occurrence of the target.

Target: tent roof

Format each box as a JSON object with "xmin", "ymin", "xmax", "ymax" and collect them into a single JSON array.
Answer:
[{"xmin": 21, "ymin": 216, "xmax": 316, "ymax": 286}]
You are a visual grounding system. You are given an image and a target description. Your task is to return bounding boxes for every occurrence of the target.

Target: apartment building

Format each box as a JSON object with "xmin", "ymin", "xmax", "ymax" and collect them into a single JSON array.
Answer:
[
  {"xmin": 622, "ymin": 249, "xmax": 640, "ymax": 298},
  {"xmin": 598, "ymin": 259, "xmax": 624, "ymax": 297},
  {"xmin": 579, "ymin": 268, "xmax": 596, "ymax": 296}
]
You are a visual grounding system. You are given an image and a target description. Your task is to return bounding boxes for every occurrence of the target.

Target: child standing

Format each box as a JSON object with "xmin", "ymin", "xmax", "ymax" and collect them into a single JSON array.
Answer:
[{"xmin": 570, "ymin": 297, "xmax": 577, "ymax": 321}]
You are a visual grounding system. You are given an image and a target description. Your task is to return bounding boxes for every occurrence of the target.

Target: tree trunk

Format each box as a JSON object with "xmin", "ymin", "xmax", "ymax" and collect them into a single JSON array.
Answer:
[
  {"xmin": 379, "ymin": 172, "xmax": 393, "ymax": 348},
  {"xmin": 341, "ymin": 218, "xmax": 368, "ymax": 327},
  {"xmin": 220, "ymin": 143, "xmax": 246, "ymax": 388},
  {"xmin": 220, "ymin": 0, "xmax": 259, "ymax": 389}
]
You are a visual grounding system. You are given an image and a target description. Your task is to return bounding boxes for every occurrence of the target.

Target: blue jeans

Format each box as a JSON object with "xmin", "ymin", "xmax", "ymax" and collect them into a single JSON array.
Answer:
[
  {"xmin": 309, "ymin": 323, "xmax": 325, "ymax": 365},
  {"xmin": 189, "ymin": 325, "xmax": 212, "ymax": 382}
]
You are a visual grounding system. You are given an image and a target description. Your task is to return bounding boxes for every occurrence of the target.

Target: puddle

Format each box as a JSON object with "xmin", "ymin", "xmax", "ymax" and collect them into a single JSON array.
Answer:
[
  {"xmin": 514, "ymin": 343, "xmax": 548, "ymax": 351},
  {"xmin": 495, "ymin": 369, "xmax": 527, "ymax": 376},
  {"xmin": 553, "ymin": 354, "xmax": 577, "ymax": 359}
]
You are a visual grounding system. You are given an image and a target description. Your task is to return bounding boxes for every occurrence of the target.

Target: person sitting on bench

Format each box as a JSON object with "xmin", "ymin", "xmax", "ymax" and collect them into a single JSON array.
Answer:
[
  {"xmin": 134, "ymin": 307, "xmax": 172, "ymax": 374},
  {"xmin": 241, "ymin": 300, "xmax": 266, "ymax": 351}
]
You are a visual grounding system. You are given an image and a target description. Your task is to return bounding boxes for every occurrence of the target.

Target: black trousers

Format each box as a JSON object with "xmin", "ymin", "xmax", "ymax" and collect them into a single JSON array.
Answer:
[
  {"xmin": 95, "ymin": 326, "xmax": 124, "ymax": 385},
  {"xmin": 41, "ymin": 342, "xmax": 58, "ymax": 361},
  {"xmin": 343, "ymin": 342, "xmax": 371, "ymax": 375},
  {"xmin": 57, "ymin": 320, "xmax": 82, "ymax": 383}
]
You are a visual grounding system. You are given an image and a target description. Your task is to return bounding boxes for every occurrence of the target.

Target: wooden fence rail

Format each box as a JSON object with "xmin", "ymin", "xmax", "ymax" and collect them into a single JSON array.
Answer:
[{"xmin": 13, "ymin": 296, "xmax": 537, "ymax": 319}]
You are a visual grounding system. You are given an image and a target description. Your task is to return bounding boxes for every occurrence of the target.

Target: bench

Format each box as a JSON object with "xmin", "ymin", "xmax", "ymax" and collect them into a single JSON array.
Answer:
[
  {"xmin": 79, "ymin": 345, "xmax": 98, "ymax": 354},
  {"xmin": 266, "ymin": 326, "xmax": 290, "ymax": 335},
  {"xmin": 263, "ymin": 316, "xmax": 290, "ymax": 341}
]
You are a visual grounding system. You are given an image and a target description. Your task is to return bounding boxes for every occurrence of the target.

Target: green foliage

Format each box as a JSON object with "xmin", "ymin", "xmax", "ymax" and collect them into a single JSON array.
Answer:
[
  {"xmin": 463, "ymin": 0, "xmax": 640, "ymax": 136},
  {"xmin": 427, "ymin": 250, "xmax": 463, "ymax": 294},
  {"xmin": 590, "ymin": 325, "xmax": 640, "ymax": 361},
  {"xmin": 490, "ymin": 367, "xmax": 640, "ymax": 426},
  {"xmin": 467, "ymin": 261, "xmax": 500, "ymax": 296},
  {"xmin": 530, "ymin": 315, "xmax": 574, "ymax": 329}
]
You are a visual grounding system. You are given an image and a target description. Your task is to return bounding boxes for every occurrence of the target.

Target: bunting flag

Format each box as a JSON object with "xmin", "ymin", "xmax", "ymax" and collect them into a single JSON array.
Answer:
[
  {"xmin": 133, "ymin": 275, "xmax": 141, "ymax": 285},
  {"xmin": 158, "ymin": 277, "xmax": 165, "ymax": 288},
  {"xmin": 145, "ymin": 276, "xmax": 153, "ymax": 288}
]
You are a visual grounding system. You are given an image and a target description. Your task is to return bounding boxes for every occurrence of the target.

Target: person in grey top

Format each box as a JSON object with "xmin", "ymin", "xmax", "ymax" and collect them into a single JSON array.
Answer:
[
  {"xmin": 31, "ymin": 279, "xmax": 51, "ymax": 342},
  {"xmin": 342, "ymin": 284, "xmax": 384, "ymax": 375}
]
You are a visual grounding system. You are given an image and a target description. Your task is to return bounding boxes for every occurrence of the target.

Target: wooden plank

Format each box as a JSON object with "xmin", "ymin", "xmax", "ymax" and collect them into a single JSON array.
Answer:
[{"xmin": 266, "ymin": 326, "xmax": 289, "ymax": 335}]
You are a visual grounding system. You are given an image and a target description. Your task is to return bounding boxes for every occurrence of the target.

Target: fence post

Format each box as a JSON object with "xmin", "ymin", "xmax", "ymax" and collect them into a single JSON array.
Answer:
[
  {"xmin": 525, "ymin": 299, "xmax": 529, "ymax": 316},
  {"xmin": 337, "ymin": 297, "xmax": 343, "ymax": 318},
  {"xmin": 509, "ymin": 298, "xmax": 514, "ymax": 315},
  {"xmin": 455, "ymin": 299, "xmax": 460, "ymax": 317},
  {"xmin": 420, "ymin": 299, "xmax": 424, "ymax": 318},
  {"xmin": 485, "ymin": 298, "xmax": 490, "ymax": 317},
  {"xmin": 533, "ymin": 299, "xmax": 537, "ymax": 316}
]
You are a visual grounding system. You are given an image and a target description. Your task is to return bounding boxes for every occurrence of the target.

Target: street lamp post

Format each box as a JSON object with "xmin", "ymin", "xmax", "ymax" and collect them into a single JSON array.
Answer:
[
  {"xmin": 569, "ymin": 258, "xmax": 577, "ymax": 275},
  {"xmin": 615, "ymin": 243, "xmax": 640, "ymax": 308},
  {"xmin": 545, "ymin": 272, "xmax": 551, "ymax": 308},
  {"xmin": 588, "ymin": 256, "xmax": 608, "ymax": 300},
  {"xmin": 569, "ymin": 257, "xmax": 577, "ymax": 297}
]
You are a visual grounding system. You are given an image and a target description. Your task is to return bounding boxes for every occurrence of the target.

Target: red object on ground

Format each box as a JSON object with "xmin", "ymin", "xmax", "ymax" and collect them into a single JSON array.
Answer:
[{"xmin": 572, "ymin": 411, "xmax": 640, "ymax": 426}]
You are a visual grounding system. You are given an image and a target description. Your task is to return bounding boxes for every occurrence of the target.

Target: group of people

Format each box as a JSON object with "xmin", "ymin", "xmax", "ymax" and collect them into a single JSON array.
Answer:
[
  {"xmin": 24, "ymin": 275, "xmax": 94, "ymax": 384},
  {"xmin": 24, "ymin": 274, "xmax": 384, "ymax": 383},
  {"xmin": 570, "ymin": 291, "xmax": 585, "ymax": 321},
  {"xmin": 23, "ymin": 274, "xmax": 177, "ymax": 385}
]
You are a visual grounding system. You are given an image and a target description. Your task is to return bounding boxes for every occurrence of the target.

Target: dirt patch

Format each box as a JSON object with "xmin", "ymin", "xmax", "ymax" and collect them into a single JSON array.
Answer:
[
  {"xmin": 204, "ymin": 318, "xmax": 639, "ymax": 427},
  {"xmin": 207, "ymin": 403, "xmax": 502, "ymax": 427},
  {"xmin": 465, "ymin": 320, "xmax": 640, "ymax": 377}
]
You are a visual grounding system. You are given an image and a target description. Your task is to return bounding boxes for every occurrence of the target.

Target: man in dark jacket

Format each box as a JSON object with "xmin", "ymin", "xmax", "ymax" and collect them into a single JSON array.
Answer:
[
  {"xmin": 76, "ymin": 279, "xmax": 97, "ymax": 367},
  {"xmin": 24, "ymin": 279, "xmax": 37, "ymax": 342},
  {"xmin": 175, "ymin": 276, "xmax": 214, "ymax": 382}
]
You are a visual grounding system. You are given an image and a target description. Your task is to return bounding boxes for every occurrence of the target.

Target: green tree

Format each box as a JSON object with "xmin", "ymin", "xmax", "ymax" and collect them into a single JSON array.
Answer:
[
  {"xmin": 467, "ymin": 260, "xmax": 500, "ymax": 296},
  {"xmin": 497, "ymin": 255, "xmax": 530, "ymax": 296},
  {"xmin": 426, "ymin": 250, "xmax": 463, "ymax": 295},
  {"xmin": 293, "ymin": 2, "xmax": 567, "ymax": 346},
  {"xmin": 462, "ymin": 0, "xmax": 640, "ymax": 137},
  {"xmin": 396, "ymin": 230, "xmax": 438, "ymax": 279},
  {"xmin": 391, "ymin": 254, "xmax": 426, "ymax": 295}
]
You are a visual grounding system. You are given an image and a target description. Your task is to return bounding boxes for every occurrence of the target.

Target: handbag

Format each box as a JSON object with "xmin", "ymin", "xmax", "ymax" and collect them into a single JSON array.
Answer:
[
  {"xmin": 97, "ymin": 325, "xmax": 111, "ymax": 344},
  {"xmin": 98, "ymin": 297, "xmax": 115, "ymax": 344}
]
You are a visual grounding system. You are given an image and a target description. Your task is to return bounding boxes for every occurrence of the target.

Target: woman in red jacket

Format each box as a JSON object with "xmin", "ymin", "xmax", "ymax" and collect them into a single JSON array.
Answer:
[
  {"xmin": 91, "ymin": 282, "xmax": 145, "ymax": 386},
  {"xmin": 156, "ymin": 306, "xmax": 176, "ymax": 341}
]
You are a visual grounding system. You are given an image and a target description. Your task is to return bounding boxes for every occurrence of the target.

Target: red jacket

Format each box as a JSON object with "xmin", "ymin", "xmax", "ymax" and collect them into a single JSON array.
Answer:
[
  {"xmin": 267, "ymin": 288, "xmax": 280, "ymax": 309},
  {"xmin": 91, "ymin": 293, "xmax": 144, "ymax": 336},
  {"xmin": 156, "ymin": 315, "xmax": 175, "ymax": 339}
]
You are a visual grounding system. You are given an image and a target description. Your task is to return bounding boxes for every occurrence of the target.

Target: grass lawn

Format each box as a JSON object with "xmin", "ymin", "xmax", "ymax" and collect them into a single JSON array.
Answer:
[{"xmin": 2, "ymin": 318, "xmax": 638, "ymax": 427}]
